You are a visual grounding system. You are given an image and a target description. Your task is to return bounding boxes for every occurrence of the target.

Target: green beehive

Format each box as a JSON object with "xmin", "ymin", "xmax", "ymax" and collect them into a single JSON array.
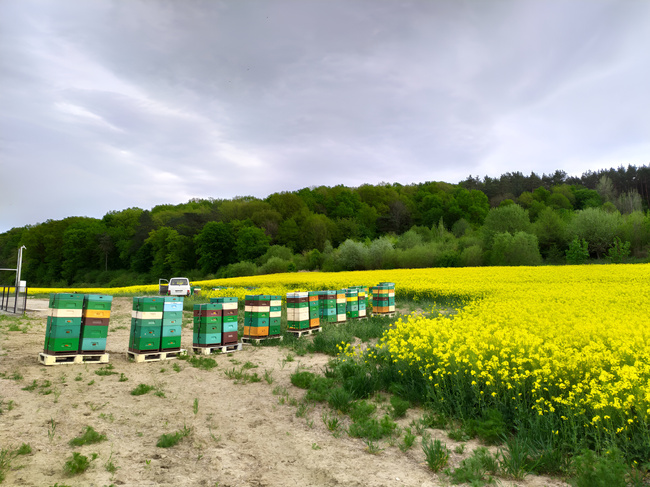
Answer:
[
  {"xmin": 49, "ymin": 293, "xmax": 84, "ymax": 309},
  {"xmin": 133, "ymin": 297, "xmax": 164, "ymax": 312},
  {"xmin": 84, "ymin": 294, "xmax": 113, "ymax": 310},
  {"xmin": 44, "ymin": 337, "xmax": 79, "ymax": 354}
]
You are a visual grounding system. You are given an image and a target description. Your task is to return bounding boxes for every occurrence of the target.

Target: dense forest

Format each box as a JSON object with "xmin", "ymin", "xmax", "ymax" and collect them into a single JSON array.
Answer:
[{"xmin": 1, "ymin": 164, "xmax": 649, "ymax": 287}]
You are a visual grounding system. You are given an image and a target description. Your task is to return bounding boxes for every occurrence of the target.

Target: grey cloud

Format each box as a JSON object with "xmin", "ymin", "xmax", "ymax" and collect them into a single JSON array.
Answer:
[{"xmin": 1, "ymin": 0, "xmax": 649, "ymax": 232}]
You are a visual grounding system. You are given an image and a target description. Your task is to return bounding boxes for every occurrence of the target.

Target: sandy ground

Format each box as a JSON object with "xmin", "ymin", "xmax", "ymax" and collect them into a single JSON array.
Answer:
[{"xmin": 0, "ymin": 298, "xmax": 570, "ymax": 487}]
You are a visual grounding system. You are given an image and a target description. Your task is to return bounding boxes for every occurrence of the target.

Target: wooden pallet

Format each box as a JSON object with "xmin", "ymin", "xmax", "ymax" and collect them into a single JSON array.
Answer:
[
  {"xmin": 373, "ymin": 312, "xmax": 396, "ymax": 318},
  {"xmin": 193, "ymin": 343, "xmax": 243, "ymax": 355},
  {"xmin": 39, "ymin": 352, "xmax": 109, "ymax": 366},
  {"xmin": 127, "ymin": 349, "xmax": 187, "ymax": 363},
  {"xmin": 286, "ymin": 327, "xmax": 322, "ymax": 338},
  {"xmin": 241, "ymin": 335, "xmax": 283, "ymax": 345}
]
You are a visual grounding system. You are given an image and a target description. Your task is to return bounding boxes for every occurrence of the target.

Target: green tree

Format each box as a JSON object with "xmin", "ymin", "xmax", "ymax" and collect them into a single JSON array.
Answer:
[
  {"xmin": 336, "ymin": 239, "xmax": 368, "ymax": 271},
  {"xmin": 568, "ymin": 208, "xmax": 622, "ymax": 258},
  {"xmin": 481, "ymin": 204, "xmax": 531, "ymax": 249},
  {"xmin": 606, "ymin": 237, "xmax": 631, "ymax": 263},
  {"xmin": 490, "ymin": 232, "xmax": 542, "ymax": 266},
  {"xmin": 565, "ymin": 237, "xmax": 590, "ymax": 265},
  {"xmin": 235, "ymin": 226, "xmax": 270, "ymax": 262},
  {"xmin": 194, "ymin": 222, "xmax": 236, "ymax": 273},
  {"xmin": 533, "ymin": 207, "xmax": 568, "ymax": 258},
  {"xmin": 145, "ymin": 227, "xmax": 185, "ymax": 277}
]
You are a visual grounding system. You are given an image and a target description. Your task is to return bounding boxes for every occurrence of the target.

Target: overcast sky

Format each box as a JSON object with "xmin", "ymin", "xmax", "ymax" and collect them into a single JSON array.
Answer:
[{"xmin": 1, "ymin": 0, "xmax": 649, "ymax": 233}]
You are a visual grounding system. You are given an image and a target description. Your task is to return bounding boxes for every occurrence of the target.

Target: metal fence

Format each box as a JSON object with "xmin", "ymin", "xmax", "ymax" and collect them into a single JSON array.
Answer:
[{"xmin": 1, "ymin": 286, "xmax": 28, "ymax": 314}]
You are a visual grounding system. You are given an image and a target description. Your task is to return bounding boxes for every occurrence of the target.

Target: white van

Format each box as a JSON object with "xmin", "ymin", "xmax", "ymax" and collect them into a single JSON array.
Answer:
[{"xmin": 159, "ymin": 277, "xmax": 191, "ymax": 296}]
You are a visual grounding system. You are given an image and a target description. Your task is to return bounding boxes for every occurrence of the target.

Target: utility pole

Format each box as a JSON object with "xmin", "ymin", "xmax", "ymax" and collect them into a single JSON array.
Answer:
[{"xmin": 16, "ymin": 245, "xmax": 26, "ymax": 288}]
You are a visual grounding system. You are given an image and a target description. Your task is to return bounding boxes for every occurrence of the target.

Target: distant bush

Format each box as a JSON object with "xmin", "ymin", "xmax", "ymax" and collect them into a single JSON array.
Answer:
[
  {"xmin": 490, "ymin": 231, "xmax": 542, "ymax": 266},
  {"xmin": 259, "ymin": 257, "xmax": 290, "ymax": 274},
  {"xmin": 221, "ymin": 261, "xmax": 258, "ymax": 278}
]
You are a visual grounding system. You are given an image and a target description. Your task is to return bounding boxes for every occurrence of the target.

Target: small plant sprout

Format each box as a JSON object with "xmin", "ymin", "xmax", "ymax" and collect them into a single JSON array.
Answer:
[{"xmin": 422, "ymin": 438, "xmax": 450, "ymax": 472}]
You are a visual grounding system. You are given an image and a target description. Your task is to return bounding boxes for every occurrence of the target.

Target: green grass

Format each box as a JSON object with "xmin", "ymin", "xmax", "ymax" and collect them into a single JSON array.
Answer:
[
  {"xmin": 68, "ymin": 426, "xmax": 107, "ymax": 446},
  {"xmin": 224, "ymin": 365, "xmax": 261, "ymax": 384},
  {"xmin": 156, "ymin": 425, "xmax": 192, "ymax": 448},
  {"xmin": 63, "ymin": 452, "xmax": 98, "ymax": 476},
  {"xmin": 180, "ymin": 355, "xmax": 218, "ymax": 371},
  {"xmin": 94, "ymin": 364, "xmax": 118, "ymax": 376},
  {"xmin": 422, "ymin": 438, "xmax": 450, "ymax": 472},
  {"xmin": 130, "ymin": 384, "xmax": 155, "ymax": 396}
]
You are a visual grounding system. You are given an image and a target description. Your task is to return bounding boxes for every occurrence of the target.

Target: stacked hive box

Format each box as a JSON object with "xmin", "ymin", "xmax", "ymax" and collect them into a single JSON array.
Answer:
[
  {"xmin": 44, "ymin": 293, "xmax": 84, "ymax": 355},
  {"xmin": 210, "ymin": 297, "xmax": 239, "ymax": 345},
  {"xmin": 287, "ymin": 292, "xmax": 309, "ymax": 330},
  {"xmin": 270, "ymin": 295, "xmax": 282, "ymax": 336},
  {"xmin": 372, "ymin": 282, "xmax": 396, "ymax": 315},
  {"xmin": 243, "ymin": 295, "xmax": 270, "ymax": 338},
  {"xmin": 129, "ymin": 297, "xmax": 165, "ymax": 353},
  {"xmin": 161, "ymin": 296, "xmax": 183, "ymax": 351},
  {"xmin": 193, "ymin": 303, "xmax": 222, "ymax": 347},
  {"xmin": 345, "ymin": 289, "xmax": 359, "ymax": 319},
  {"xmin": 347, "ymin": 286, "xmax": 368, "ymax": 318},
  {"xmin": 80, "ymin": 295, "xmax": 112, "ymax": 353},
  {"xmin": 336, "ymin": 289, "xmax": 347, "ymax": 323},
  {"xmin": 319, "ymin": 290, "xmax": 337, "ymax": 323},
  {"xmin": 308, "ymin": 292, "xmax": 320, "ymax": 328}
]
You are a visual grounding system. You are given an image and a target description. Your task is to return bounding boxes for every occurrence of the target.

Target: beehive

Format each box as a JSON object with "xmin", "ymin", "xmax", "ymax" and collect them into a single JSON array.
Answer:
[
  {"xmin": 269, "ymin": 295, "xmax": 282, "ymax": 336},
  {"xmin": 287, "ymin": 292, "xmax": 309, "ymax": 330},
  {"xmin": 347, "ymin": 286, "xmax": 369, "ymax": 318},
  {"xmin": 210, "ymin": 297, "xmax": 239, "ymax": 345},
  {"xmin": 129, "ymin": 297, "xmax": 164, "ymax": 353},
  {"xmin": 371, "ymin": 282, "xmax": 396, "ymax": 315},
  {"xmin": 336, "ymin": 289, "xmax": 347, "ymax": 323},
  {"xmin": 243, "ymin": 295, "xmax": 270, "ymax": 338},
  {"xmin": 80, "ymin": 294, "xmax": 113, "ymax": 353},
  {"xmin": 308, "ymin": 292, "xmax": 320, "ymax": 328},
  {"xmin": 193, "ymin": 303, "xmax": 222, "ymax": 346},
  {"xmin": 345, "ymin": 289, "xmax": 359, "ymax": 319},
  {"xmin": 319, "ymin": 290, "xmax": 337, "ymax": 323},
  {"xmin": 44, "ymin": 294, "xmax": 84, "ymax": 354},
  {"xmin": 161, "ymin": 296, "xmax": 183, "ymax": 351}
]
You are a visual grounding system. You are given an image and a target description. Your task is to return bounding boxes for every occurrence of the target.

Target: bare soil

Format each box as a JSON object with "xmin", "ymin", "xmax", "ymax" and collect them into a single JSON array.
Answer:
[{"xmin": 0, "ymin": 298, "xmax": 569, "ymax": 487}]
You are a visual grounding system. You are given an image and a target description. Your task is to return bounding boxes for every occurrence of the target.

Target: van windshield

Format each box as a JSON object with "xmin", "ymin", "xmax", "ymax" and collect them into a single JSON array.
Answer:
[{"xmin": 170, "ymin": 278, "xmax": 188, "ymax": 286}]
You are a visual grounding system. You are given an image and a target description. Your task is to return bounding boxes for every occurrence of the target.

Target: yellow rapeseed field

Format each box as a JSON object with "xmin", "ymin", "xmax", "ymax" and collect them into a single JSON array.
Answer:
[{"xmin": 31, "ymin": 264, "xmax": 650, "ymax": 448}]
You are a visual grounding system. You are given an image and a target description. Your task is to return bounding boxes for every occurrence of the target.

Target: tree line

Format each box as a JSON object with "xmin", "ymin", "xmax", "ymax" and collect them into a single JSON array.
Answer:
[{"xmin": 1, "ymin": 164, "xmax": 649, "ymax": 287}]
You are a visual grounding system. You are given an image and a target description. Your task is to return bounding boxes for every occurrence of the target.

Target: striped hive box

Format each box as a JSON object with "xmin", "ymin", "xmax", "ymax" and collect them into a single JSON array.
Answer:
[
  {"xmin": 193, "ymin": 303, "xmax": 222, "ymax": 347},
  {"xmin": 80, "ymin": 294, "xmax": 113, "ymax": 353},
  {"xmin": 44, "ymin": 293, "xmax": 84, "ymax": 354},
  {"xmin": 244, "ymin": 295, "xmax": 271, "ymax": 338},
  {"xmin": 287, "ymin": 292, "xmax": 309, "ymax": 330},
  {"xmin": 210, "ymin": 297, "xmax": 239, "ymax": 344}
]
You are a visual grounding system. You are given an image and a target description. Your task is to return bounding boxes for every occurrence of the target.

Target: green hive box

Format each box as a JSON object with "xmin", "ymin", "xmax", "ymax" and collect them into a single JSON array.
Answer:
[
  {"xmin": 222, "ymin": 321, "xmax": 238, "ymax": 333},
  {"xmin": 81, "ymin": 326, "xmax": 108, "ymax": 340},
  {"xmin": 84, "ymin": 294, "xmax": 113, "ymax": 310},
  {"xmin": 129, "ymin": 335, "xmax": 161, "ymax": 352},
  {"xmin": 49, "ymin": 293, "xmax": 84, "ymax": 309},
  {"xmin": 133, "ymin": 297, "xmax": 164, "ymax": 312},
  {"xmin": 195, "ymin": 323, "xmax": 221, "ymax": 335},
  {"xmin": 80, "ymin": 337, "xmax": 106, "ymax": 352},
  {"xmin": 45, "ymin": 336, "xmax": 79, "ymax": 354},
  {"xmin": 46, "ymin": 317, "xmax": 81, "ymax": 340},
  {"xmin": 161, "ymin": 325, "xmax": 181, "ymax": 337},
  {"xmin": 131, "ymin": 323, "xmax": 161, "ymax": 338},
  {"xmin": 47, "ymin": 316, "xmax": 82, "ymax": 329},
  {"xmin": 160, "ymin": 336, "xmax": 181, "ymax": 349},
  {"xmin": 193, "ymin": 332, "xmax": 221, "ymax": 346}
]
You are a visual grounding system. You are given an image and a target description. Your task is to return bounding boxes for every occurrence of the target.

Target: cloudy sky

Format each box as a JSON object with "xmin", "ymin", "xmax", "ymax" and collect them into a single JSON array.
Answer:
[{"xmin": 1, "ymin": 0, "xmax": 649, "ymax": 232}]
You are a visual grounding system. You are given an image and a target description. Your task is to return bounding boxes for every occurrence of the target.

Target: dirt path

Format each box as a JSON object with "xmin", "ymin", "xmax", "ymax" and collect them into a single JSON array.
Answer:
[{"xmin": 0, "ymin": 298, "xmax": 568, "ymax": 487}]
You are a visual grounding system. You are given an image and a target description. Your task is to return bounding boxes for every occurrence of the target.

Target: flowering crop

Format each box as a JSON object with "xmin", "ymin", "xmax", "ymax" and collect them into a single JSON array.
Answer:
[
  {"xmin": 30, "ymin": 264, "xmax": 650, "ymax": 456},
  {"xmin": 372, "ymin": 264, "xmax": 650, "ymax": 457}
]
